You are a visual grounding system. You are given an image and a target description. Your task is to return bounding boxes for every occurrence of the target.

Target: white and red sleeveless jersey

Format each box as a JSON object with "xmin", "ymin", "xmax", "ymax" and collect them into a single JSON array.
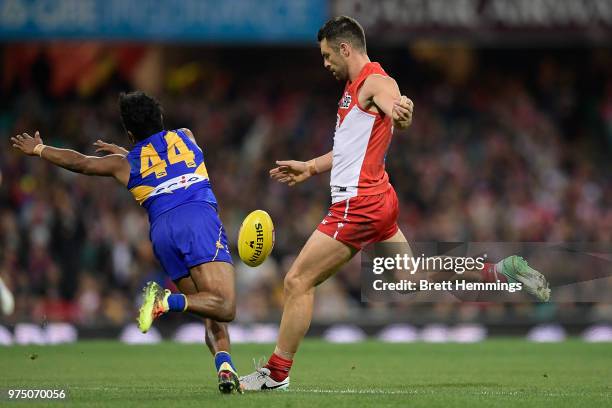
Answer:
[{"xmin": 330, "ymin": 62, "xmax": 393, "ymax": 204}]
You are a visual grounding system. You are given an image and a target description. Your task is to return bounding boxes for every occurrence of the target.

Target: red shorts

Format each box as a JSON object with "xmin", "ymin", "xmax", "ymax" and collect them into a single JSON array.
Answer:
[{"xmin": 317, "ymin": 185, "xmax": 399, "ymax": 250}]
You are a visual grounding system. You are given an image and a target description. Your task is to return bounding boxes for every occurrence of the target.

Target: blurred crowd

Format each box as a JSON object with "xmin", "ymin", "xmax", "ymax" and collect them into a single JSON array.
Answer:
[{"xmin": 0, "ymin": 45, "xmax": 610, "ymax": 327}]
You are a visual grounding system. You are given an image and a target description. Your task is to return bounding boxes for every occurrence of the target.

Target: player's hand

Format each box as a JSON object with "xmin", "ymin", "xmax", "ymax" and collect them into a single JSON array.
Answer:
[
  {"xmin": 94, "ymin": 140, "xmax": 129, "ymax": 156},
  {"xmin": 270, "ymin": 160, "xmax": 313, "ymax": 187},
  {"xmin": 392, "ymin": 95, "xmax": 413, "ymax": 129},
  {"xmin": 11, "ymin": 131, "xmax": 43, "ymax": 156}
]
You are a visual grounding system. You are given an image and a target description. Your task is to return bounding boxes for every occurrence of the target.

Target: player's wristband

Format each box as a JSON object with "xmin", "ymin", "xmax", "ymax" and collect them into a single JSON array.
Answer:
[
  {"xmin": 33, "ymin": 144, "xmax": 47, "ymax": 157},
  {"xmin": 306, "ymin": 159, "xmax": 319, "ymax": 176}
]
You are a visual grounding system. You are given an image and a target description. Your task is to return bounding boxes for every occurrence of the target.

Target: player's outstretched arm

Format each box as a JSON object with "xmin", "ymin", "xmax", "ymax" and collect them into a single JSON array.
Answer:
[
  {"xmin": 94, "ymin": 140, "xmax": 129, "ymax": 156},
  {"xmin": 360, "ymin": 75, "xmax": 414, "ymax": 129},
  {"xmin": 12, "ymin": 131, "xmax": 130, "ymax": 185},
  {"xmin": 269, "ymin": 151, "xmax": 332, "ymax": 187}
]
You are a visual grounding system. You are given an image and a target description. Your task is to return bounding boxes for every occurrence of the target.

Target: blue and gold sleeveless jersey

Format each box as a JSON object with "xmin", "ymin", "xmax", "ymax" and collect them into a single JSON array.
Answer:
[{"xmin": 126, "ymin": 129, "xmax": 218, "ymax": 224}]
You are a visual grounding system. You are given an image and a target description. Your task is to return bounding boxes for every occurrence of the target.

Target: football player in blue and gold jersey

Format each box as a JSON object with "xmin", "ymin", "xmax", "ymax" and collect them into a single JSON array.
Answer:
[{"xmin": 12, "ymin": 91, "xmax": 242, "ymax": 394}]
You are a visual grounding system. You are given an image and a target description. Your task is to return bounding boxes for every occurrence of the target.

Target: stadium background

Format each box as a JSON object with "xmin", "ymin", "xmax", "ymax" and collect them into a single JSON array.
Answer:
[{"xmin": 0, "ymin": 0, "xmax": 611, "ymax": 344}]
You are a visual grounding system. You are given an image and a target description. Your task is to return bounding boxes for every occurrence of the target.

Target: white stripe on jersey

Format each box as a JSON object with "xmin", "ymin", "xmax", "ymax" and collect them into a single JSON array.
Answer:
[
  {"xmin": 330, "ymin": 106, "xmax": 376, "ymax": 203},
  {"xmin": 343, "ymin": 198, "xmax": 350, "ymax": 220}
]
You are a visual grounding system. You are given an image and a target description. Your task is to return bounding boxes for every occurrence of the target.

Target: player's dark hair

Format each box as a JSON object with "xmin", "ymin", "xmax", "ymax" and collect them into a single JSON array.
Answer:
[
  {"xmin": 317, "ymin": 16, "xmax": 366, "ymax": 53},
  {"xmin": 118, "ymin": 91, "xmax": 164, "ymax": 141}
]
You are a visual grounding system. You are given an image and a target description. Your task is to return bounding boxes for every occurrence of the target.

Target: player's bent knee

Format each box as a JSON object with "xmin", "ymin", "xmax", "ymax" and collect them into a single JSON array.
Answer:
[
  {"xmin": 197, "ymin": 287, "xmax": 235, "ymax": 322},
  {"xmin": 284, "ymin": 270, "xmax": 314, "ymax": 297},
  {"xmin": 214, "ymin": 300, "xmax": 236, "ymax": 322},
  {"xmin": 217, "ymin": 291, "xmax": 236, "ymax": 322}
]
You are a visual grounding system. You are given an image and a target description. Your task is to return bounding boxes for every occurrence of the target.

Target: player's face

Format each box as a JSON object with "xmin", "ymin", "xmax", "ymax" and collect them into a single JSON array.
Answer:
[{"xmin": 320, "ymin": 39, "xmax": 348, "ymax": 81}]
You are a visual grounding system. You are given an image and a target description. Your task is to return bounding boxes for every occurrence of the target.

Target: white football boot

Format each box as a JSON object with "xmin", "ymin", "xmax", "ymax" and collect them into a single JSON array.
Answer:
[{"xmin": 239, "ymin": 363, "xmax": 290, "ymax": 391}]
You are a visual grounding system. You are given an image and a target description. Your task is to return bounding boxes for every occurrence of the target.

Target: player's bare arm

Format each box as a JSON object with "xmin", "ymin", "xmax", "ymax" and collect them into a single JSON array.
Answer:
[
  {"xmin": 93, "ymin": 140, "xmax": 129, "ymax": 156},
  {"xmin": 12, "ymin": 131, "xmax": 130, "ymax": 186},
  {"xmin": 269, "ymin": 151, "xmax": 332, "ymax": 186},
  {"xmin": 359, "ymin": 74, "xmax": 413, "ymax": 129}
]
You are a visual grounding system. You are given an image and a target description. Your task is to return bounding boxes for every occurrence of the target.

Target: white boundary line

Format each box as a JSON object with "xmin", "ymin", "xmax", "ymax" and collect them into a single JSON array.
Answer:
[
  {"xmin": 64, "ymin": 386, "xmax": 612, "ymax": 399},
  {"xmin": 289, "ymin": 388, "xmax": 611, "ymax": 398}
]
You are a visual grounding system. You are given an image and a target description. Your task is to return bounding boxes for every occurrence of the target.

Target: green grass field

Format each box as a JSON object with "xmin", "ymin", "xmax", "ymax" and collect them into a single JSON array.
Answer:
[{"xmin": 1, "ymin": 339, "xmax": 611, "ymax": 407}]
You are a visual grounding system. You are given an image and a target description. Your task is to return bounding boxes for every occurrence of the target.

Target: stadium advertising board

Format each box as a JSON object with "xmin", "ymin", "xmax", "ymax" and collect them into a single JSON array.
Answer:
[
  {"xmin": 334, "ymin": 0, "xmax": 612, "ymax": 43},
  {"xmin": 0, "ymin": 0, "xmax": 327, "ymax": 42}
]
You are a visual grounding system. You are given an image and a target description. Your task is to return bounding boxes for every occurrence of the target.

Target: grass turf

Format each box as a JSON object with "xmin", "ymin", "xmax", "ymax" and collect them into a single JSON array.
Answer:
[{"xmin": 0, "ymin": 339, "xmax": 611, "ymax": 407}]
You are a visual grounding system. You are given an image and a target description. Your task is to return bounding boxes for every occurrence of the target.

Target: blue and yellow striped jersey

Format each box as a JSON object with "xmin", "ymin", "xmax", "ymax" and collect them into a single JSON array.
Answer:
[{"xmin": 126, "ymin": 129, "xmax": 218, "ymax": 224}]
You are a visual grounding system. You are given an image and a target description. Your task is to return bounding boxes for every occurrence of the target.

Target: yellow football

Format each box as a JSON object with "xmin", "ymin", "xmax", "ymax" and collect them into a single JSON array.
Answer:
[{"xmin": 237, "ymin": 210, "xmax": 275, "ymax": 267}]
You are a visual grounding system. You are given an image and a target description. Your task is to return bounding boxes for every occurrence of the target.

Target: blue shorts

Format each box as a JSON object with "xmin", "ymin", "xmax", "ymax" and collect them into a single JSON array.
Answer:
[{"xmin": 149, "ymin": 202, "xmax": 233, "ymax": 281}]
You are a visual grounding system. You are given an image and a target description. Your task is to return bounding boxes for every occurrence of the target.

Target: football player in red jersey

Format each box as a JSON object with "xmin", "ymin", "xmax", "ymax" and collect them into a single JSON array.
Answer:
[{"xmin": 240, "ymin": 16, "xmax": 549, "ymax": 391}]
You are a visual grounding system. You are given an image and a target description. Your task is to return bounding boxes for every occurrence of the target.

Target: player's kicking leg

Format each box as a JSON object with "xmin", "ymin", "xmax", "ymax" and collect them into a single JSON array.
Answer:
[
  {"xmin": 381, "ymin": 229, "xmax": 551, "ymax": 301},
  {"xmin": 240, "ymin": 230, "xmax": 357, "ymax": 391},
  {"xmin": 138, "ymin": 261, "xmax": 242, "ymax": 394}
]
